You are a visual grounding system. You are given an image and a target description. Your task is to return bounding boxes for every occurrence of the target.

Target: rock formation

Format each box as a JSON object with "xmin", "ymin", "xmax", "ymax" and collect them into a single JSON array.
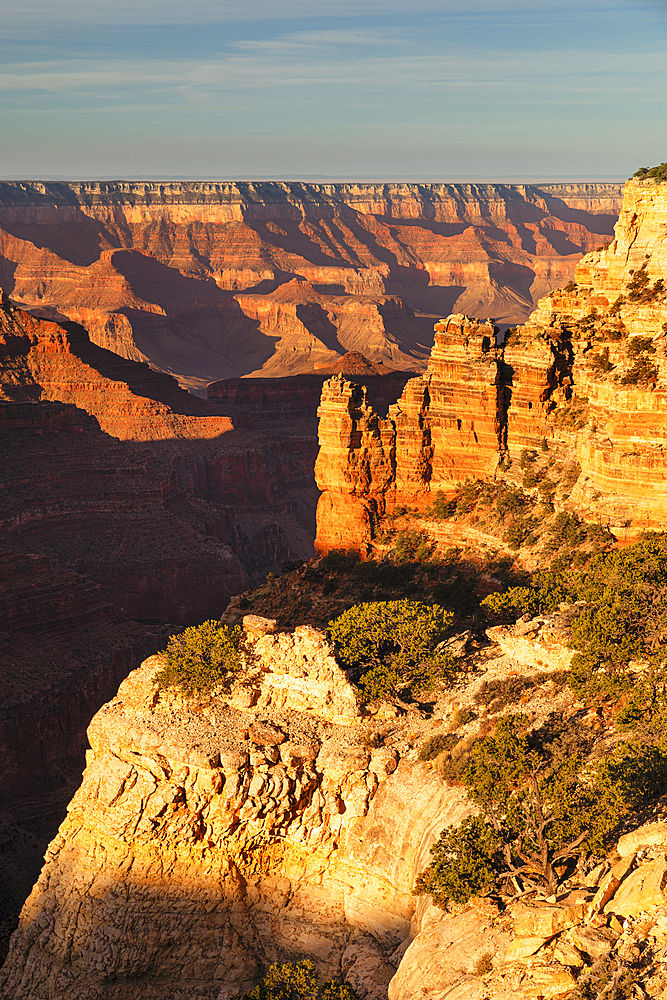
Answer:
[
  {"xmin": 314, "ymin": 177, "xmax": 667, "ymax": 551},
  {"xmin": 6, "ymin": 613, "xmax": 667, "ymax": 998},
  {"xmin": 0, "ymin": 181, "xmax": 622, "ymax": 390},
  {"xmin": 0, "ymin": 618, "xmax": 469, "ymax": 999}
]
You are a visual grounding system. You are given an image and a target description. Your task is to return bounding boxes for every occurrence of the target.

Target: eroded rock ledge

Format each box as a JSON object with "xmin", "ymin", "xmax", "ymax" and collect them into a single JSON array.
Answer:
[
  {"xmin": 5, "ymin": 614, "xmax": 667, "ymax": 999},
  {"xmin": 0, "ymin": 617, "xmax": 468, "ymax": 1000}
]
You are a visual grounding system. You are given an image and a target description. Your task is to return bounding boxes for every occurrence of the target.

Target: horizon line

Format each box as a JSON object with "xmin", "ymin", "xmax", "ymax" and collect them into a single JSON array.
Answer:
[{"xmin": 0, "ymin": 175, "xmax": 628, "ymax": 184}]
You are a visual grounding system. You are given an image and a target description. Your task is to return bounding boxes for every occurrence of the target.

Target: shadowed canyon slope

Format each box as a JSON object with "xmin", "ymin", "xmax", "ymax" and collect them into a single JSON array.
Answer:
[
  {"xmin": 0, "ymin": 297, "xmax": 323, "ymax": 946},
  {"xmin": 0, "ymin": 181, "xmax": 621, "ymax": 392},
  {"xmin": 315, "ymin": 177, "xmax": 667, "ymax": 552}
]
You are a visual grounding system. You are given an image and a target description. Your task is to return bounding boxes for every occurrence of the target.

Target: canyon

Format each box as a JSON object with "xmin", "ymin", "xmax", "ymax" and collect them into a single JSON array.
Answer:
[
  {"xmin": 0, "ymin": 181, "xmax": 621, "ymax": 393},
  {"xmin": 314, "ymin": 176, "xmax": 667, "ymax": 553},
  {"xmin": 7, "ymin": 172, "xmax": 667, "ymax": 1000}
]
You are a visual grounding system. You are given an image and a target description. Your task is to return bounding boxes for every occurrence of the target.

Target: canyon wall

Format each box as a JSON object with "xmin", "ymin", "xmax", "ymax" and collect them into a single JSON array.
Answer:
[
  {"xmin": 0, "ymin": 181, "xmax": 621, "ymax": 392},
  {"xmin": 0, "ymin": 298, "xmax": 326, "ymax": 950},
  {"xmin": 0, "ymin": 626, "xmax": 470, "ymax": 1000},
  {"xmin": 314, "ymin": 178, "xmax": 667, "ymax": 551}
]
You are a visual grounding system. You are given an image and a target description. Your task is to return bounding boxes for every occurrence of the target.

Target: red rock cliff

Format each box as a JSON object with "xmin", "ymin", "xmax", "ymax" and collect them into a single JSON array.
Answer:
[{"xmin": 314, "ymin": 178, "xmax": 667, "ymax": 550}]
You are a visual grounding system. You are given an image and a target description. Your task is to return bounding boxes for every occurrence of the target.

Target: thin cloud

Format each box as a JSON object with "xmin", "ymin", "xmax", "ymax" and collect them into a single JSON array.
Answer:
[
  {"xmin": 0, "ymin": 0, "xmax": 636, "ymax": 28},
  {"xmin": 1, "ymin": 45, "xmax": 664, "ymax": 100}
]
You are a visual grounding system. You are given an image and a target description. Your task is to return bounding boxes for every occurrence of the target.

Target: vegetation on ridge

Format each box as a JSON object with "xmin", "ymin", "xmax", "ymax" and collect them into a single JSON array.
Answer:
[
  {"xmin": 634, "ymin": 161, "xmax": 667, "ymax": 182},
  {"xmin": 327, "ymin": 599, "xmax": 456, "ymax": 701},
  {"xmin": 415, "ymin": 714, "xmax": 654, "ymax": 905},
  {"xmin": 482, "ymin": 532, "xmax": 667, "ymax": 709},
  {"xmin": 154, "ymin": 620, "xmax": 245, "ymax": 695}
]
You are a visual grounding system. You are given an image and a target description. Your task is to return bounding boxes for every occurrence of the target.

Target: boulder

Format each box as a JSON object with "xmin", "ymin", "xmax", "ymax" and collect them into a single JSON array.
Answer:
[
  {"xmin": 511, "ymin": 891, "xmax": 590, "ymax": 939},
  {"xmin": 617, "ymin": 822, "xmax": 667, "ymax": 857},
  {"xmin": 605, "ymin": 858, "xmax": 667, "ymax": 918}
]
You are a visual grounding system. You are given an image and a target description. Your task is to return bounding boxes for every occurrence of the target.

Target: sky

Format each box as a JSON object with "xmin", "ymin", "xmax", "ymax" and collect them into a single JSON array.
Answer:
[{"xmin": 1, "ymin": 0, "xmax": 666, "ymax": 181}]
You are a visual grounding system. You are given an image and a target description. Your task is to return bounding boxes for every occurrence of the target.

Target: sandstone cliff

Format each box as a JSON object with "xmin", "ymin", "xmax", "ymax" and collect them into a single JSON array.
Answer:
[
  {"xmin": 0, "ymin": 618, "xmax": 470, "ymax": 999},
  {"xmin": 6, "ymin": 614, "xmax": 667, "ymax": 999},
  {"xmin": 314, "ymin": 178, "xmax": 667, "ymax": 551},
  {"xmin": 0, "ymin": 181, "xmax": 621, "ymax": 390}
]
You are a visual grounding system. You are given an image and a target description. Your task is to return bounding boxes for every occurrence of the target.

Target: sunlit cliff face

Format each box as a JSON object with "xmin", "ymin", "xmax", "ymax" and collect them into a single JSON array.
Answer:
[{"xmin": 314, "ymin": 179, "xmax": 667, "ymax": 552}]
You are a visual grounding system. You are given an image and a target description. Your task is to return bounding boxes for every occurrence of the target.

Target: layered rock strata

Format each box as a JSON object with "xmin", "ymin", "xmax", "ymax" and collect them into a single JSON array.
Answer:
[
  {"xmin": 315, "ymin": 315, "xmax": 505, "ymax": 552},
  {"xmin": 0, "ymin": 296, "xmax": 322, "ymax": 621},
  {"xmin": 0, "ymin": 619, "xmax": 469, "ymax": 999},
  {"xmin": 8, "ymin": 614, "xmax": 667, "ymax": 998},
  {"xmin": 314, "ymin": 179, "xmax": 667, "ymax": 550},
  {"xmin": 0, "ymin": 181, "xmax": 621, "ymax": 388}
]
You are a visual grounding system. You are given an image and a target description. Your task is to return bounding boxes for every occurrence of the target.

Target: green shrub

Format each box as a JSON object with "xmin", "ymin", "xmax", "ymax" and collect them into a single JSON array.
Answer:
[
  {"xmin": 589, "ymin": 346, "xmax": 613, "ymax": 373},
  {"xmin": 634, "ymin": 161, "xmax": 667, "ymax": 182},
  {"xmin": 235, "ymin": 961, "xmax": 360, "ymax": 1000},
  {"xmin": 495, "ymin": 483, "xmax": 532, "ymax": 519},
  {"xmin": 155, "ymin": 621, "xmax": 245, "ymax": 695},
  {"xmin": 548, "ymin": 511, "xmax": 586, "ymax": 550},
  {"xmin": 608, "ymin": 295, "xmax": 625, "ymax": 316},
  {"xmin": 417, "ymin": 715, "xmax": 632, "ymax": 905},
  {"xmin": 522, "ymin": 465, "xmax": 544, "ymax": 489},
  {"xmin": 418, "ymin": 732, "xmax": 458, "ymax": 761},
  {"xmin": 503, "ymin": 518, "xmax": 537, "ymax": 550},
  {"xmin": 328, "ymin": 600, "xmax": 455, "ymax": 701},
  {"xmin": 621, "ymin": 358, "xmax": 658, "ymax": 386},
  {"xmin": 391, "ymin": 529, "xmax": 435, "ymax": 564},
  {"xmin": 627, "ymin": 334, "xmax": 656, "ymax": 357},
  {"xmin": 414, "ymin": 814, "xmax": 502, "ymax": 905},
  {"xmin": 428, "ymin": 490, "xmax": 457, "ymax": 520},
  {"xmin": 481, "ymin": 586, "xmax": 543, "ymax": 622},
  {"xmin": 615, "ymin": 662, "xmax": 667, "ymax": 731}
]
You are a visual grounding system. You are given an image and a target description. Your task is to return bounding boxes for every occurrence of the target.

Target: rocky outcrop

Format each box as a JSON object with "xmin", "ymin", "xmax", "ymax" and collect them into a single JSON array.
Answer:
[
  {"xmin": 0, "ymin": 620, "xmax": 470, "ymax": 999},
  {"xmin": 8, "ymin": 610, "xmax": 667, "ymax": 999},
  {"xmin": 314, "ymin": 179, "xmax": 667, "ymax": 551},
  {"xmin": 315, "ymin": 315, "xmax": 505, "ymax": 552},
  {"xmin": 0, "ymin": 181, "xmax": 622, "ymax": 389},
  {"xmin": 485, "ymin": 613, "xmax": 575, "ymax": 673}
]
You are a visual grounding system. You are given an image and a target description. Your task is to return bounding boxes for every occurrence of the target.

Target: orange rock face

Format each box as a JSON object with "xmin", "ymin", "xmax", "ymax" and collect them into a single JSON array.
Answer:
[
  {"xmin": 314, "ymin": 179, "xmax": 667, "ymax": 550},
  {"xmin": 0, "ymin": 181, "xmax": 621, "ymax": 391},
  {"xmin": 315, "ymin": 315, "xmax": 505, "ymax": 551}
]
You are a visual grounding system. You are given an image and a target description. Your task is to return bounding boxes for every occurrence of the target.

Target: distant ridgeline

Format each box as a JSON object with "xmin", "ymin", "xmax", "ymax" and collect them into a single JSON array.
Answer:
[{"xmin": 0, "ymin": 179, "xmax": 621, "ymax": 392}]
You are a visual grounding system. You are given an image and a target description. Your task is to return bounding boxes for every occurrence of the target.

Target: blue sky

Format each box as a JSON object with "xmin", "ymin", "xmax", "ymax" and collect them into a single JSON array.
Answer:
[{"xmin": 1, "ymin": 0, "xmax": 666, "ymax": 181}]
